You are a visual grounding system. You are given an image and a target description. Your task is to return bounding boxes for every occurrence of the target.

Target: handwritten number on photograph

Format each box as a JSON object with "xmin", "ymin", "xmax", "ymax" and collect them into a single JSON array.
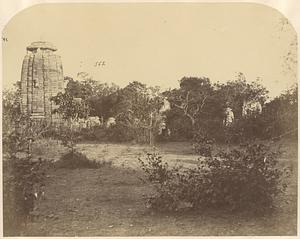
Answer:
[{"xmin": 95, "ymin": 61, "xmax": 106, "ymax": 67}]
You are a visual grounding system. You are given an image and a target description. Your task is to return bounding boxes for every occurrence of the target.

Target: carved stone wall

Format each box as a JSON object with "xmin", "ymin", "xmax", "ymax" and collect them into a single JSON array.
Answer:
[{"xmin": 20, "ymin": 42, "xmax": 64, "ymax": 121}]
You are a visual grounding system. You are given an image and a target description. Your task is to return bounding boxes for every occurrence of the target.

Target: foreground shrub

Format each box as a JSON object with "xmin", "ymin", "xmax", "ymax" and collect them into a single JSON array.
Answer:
[
  {"xmin": 192, "ymin": 131, "xmax": 215, "ymax": 157},
  {"xmin": 139, "ymin": 144, "xmax": 289, "ymax": 214},
  {"xmin": 223, "ymin": 116, "xmax": 266, "ymax": 144},
  {"xmin": 3, "ymin": 157, "xmax": 50, "ymax": 236},
  {"xmin": 3, "ymin": 118, "xmax": 52, "ymax": 235},
  {"xmin": 138, "ymin": 153, "xmax": 183, "ymax": 211},
  {"xmin": 139, "ymin": 153, "xmax": 173, "ymax": 184},
  {"xmin": 56, "ymin": 151, "xmax": 104, "ymax": 169}
]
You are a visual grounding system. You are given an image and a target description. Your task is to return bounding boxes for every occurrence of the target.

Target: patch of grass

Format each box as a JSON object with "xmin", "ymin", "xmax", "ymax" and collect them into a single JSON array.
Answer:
[
  {"xmin": 56, "ymin": 151, "xmax": 110, "ymax": 169},
  {"xmin": 31, "ymin": 138, "xmax": 66, "ymax": 161},
  {"xmin": 22, "ymin": 159, "xmax": 297, "ymax": 236}
]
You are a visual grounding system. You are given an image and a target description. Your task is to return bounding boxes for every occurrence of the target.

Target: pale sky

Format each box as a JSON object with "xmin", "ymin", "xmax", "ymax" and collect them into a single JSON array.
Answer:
[{"xmin": 2, "ymin": 3, "xmax": 297, "ymax": 98}]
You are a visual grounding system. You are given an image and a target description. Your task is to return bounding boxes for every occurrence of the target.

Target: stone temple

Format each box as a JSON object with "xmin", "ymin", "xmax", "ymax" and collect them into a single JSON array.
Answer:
[{"xmin": 20, "ymin": 41, "xmax": 64, "ymax": 121}]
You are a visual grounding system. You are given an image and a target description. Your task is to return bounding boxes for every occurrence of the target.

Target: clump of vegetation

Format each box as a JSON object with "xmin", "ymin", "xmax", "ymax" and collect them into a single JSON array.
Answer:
[
  {"xmin": 56, "ymin": 151, "xmax": 105, "ymax": 169},
  {"xmin": 192, "ymin": 131, "xmax": 215, "ymax": 157},
  {"xmin": 138, "ymin": 153, "xmax": 181, "ymax": 211},
  {"xmin": 139, "ymin": 153, "xmax": 172, "ymax": 184},
  {"xmin": 3, "ymin": 157, "xmax": 50, "ymax": 228},
  {"xmin": 139, "ymin": 144, "xmax": 290, "ymax": 214},
  {"xmin": 105, "ymin": 124, "xmax": 136, "ymax": 142},
  {"xmin": 56, "ymin": 124, "xmax": 111, "ymax": 169},
  {"xmin": 3, "ymin": 118, "xmax": 52, "ymax": 235},
  {"xmin": 49, "ymin": 74, "xmax": 297, "ymax": 145}
]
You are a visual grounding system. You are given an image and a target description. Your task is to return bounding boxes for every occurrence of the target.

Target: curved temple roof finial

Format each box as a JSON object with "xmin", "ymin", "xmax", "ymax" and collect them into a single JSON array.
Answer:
[{"xmin": 26, "ymin": 41, "xmax": 57, "ymax": 51}]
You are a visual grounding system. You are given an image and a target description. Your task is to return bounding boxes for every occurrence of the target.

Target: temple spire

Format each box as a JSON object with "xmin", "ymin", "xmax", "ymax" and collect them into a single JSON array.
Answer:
[{"xmin": 20, "ymin": 41, "xmax": 64, "ymax": 121}]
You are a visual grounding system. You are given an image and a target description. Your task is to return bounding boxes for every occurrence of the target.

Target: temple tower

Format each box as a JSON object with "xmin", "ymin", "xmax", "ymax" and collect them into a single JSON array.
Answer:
[{"xmin": 20, "ymin": 41, "xmax": 64, "ymax": 120}]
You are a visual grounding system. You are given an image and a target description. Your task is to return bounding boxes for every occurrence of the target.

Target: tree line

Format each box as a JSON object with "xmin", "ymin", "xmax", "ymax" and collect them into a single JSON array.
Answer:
[{"xmin": 3, "ymin": 72, "xmax": 298, "ymax": 145}]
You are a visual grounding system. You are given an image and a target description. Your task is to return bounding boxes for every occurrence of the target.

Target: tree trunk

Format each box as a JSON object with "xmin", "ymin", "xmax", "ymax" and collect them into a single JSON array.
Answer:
[
  {"xmin": 149, "ymin": 113, "xmax": 154, "ymax": 146},
  {"xmin": 186, "ymin": 114, "xmax": 195, "ymax": 128},
  {"xmin": 149, "ymin": 129, "xmax": 154, "ymax": 146}
]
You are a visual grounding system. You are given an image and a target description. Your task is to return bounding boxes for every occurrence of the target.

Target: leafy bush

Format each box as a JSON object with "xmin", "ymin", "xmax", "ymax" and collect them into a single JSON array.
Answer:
[
  {"xmin": 54, "ymin": 124, "xmax": 111, "ymax": 169},
  {"xmin": 3, "ymin": 157, "xmax": 50, "ymax": 223},
  {"xmin": 139, "ymin": 144, "xmax": 289, "ymax": 214},
  {"xmin": 78, "ymin": 127, "xmax": 99, "ymax": 141},
  {"xmin": 223, "ymin": 115, "xmax": 266, "ymax": 144},
  {"xmin": 3, "ymin": 119, "xmax": 52, "ymax": 235},
  {"xmin": 105, "ymin": 123, "xmax": 136, "ymax": 142},
  {"xmin": 193, "ymin": 144, "xmax": 288, "ymax": 212},
  {"xmin": 139, "ymin": 153, "xmax": 172, "ymax": 184},
  {"xmin": 138, "ymin": 153, "xmax": 183, "ymax": 211},
  {"xmin": 259, "ymin": 85, "xmax": 297, "ymax": 140},
  {"xmin": 192, "ymin": 131, "xmax": 215, "ymax": 157},
  {"xmin": 41, "ymin": 125, "xmax": 64, "ymax": 140},
  {"xmin": 56, "ymin": 151, "xmax": 105, "ymax": 169},
  {"xmin": 55, "ymin": 125, "xmax": 81, "ymax": 151}
]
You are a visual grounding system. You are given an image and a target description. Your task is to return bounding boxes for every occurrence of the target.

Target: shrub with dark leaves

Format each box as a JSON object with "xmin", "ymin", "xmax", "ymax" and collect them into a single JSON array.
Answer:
[
  {"xmin": 138, "ymin": 153, "xmax": 172, "ymax": 184},
  {"xmin": 138, "ymin": 153, "xmax": 183, "ymax": 211},
  {"xmin": 139, "ymin": 144, "xmax": 289, "ymax": 214},
  {"xmin": 3, "ymin": 119, "xmax": 52, "ymax": 235},
  {"xmin": 192, "ymin": 144, "xmax": 289, "ymax": 213},
  {"xmin": 56, "ymin": 151, "xmax": 103, "ymax": 169},
  {"xmin": 105, "ymin": 124, "xmax": 136, "ymax": 142},
  {"xmin": 192, "ymin": 131, "xmax": 215, "ymax": 157},
  {"xmin": 4, "ymin": 157, "xmax": 50, "ymax": 223}
]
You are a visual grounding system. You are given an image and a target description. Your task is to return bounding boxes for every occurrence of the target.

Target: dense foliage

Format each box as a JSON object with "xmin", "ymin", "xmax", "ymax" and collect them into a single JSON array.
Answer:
[
  {"xmin": 164, "ymin": 74, "xmax": 271, "ymax": 142},
  {"xmin": 192, "ymin": 131, "xmax": 215, "ymax": 157},
  {"xmin": 51, "ymin": 77, "xmax": 119, "ymax": 121},
  {"xmin": 56, "ymin": 151, "xmax": 105, "ymax": 169},
  {"xmin": 48, "ymin": 73, "xmax": 297, "ymax": 144},
  {"xmin": 139, "ymin": 144, "xmax": 289, "ymax": 214},
  {"xmin": 3, "ymin": 118, "xmax": 52, "ymax": 235},
  {"xmin": 260, "ymin": 85, "xmax": 298, "ymax": 139},
  {"xmin": 4, "ymin": 72, "xmax": 297, "ymax": 145}
]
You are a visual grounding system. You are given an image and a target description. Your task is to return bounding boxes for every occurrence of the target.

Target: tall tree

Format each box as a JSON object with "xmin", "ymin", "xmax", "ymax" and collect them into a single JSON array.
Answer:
[
  {"xmin": 2, "ymin": 85, "xmax": 22, "ymax": 140},
  {"xmin": 261, "ymin": 84, "xmax": 297, "ymax": 139},
  {"xmin": 52, "ymin": 76, "xmax": 119, "ymax": 121},
  {"xmin": 216, "ymin": 73, "xmax": 269, "ymax": 119},
  {"xmin": 112, "ymin": 81, "xmax": 164, "ymax": 145},
  {"xmin": 51, "ymin": 77, "xmax": 91, "ymax": 121},
  {"xmin": 166, "ymin": 77, "xmax": 214, "ymax": 127}
]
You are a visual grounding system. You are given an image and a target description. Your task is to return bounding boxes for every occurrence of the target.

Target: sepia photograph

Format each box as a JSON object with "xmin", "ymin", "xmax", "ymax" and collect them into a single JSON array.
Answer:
[{"xmin": 1, "ymin": 2, "xmax": 298, "ymax": 236}]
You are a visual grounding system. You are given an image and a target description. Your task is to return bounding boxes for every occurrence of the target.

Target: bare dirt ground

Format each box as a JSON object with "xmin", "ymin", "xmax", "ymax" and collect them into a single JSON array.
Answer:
[{"xmin": 10, "ymin": 140, "xmax": 299, "ymax": 236}]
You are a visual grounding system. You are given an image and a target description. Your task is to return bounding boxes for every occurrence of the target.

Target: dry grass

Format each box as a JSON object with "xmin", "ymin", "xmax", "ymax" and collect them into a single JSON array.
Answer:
[
  {"xmin": 6, "ymin": 139, "xmax": 297, "ymax": 236},
  {"xmin": 76, "ymin": 142, "xmax": 199, "ymax": 169}
]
